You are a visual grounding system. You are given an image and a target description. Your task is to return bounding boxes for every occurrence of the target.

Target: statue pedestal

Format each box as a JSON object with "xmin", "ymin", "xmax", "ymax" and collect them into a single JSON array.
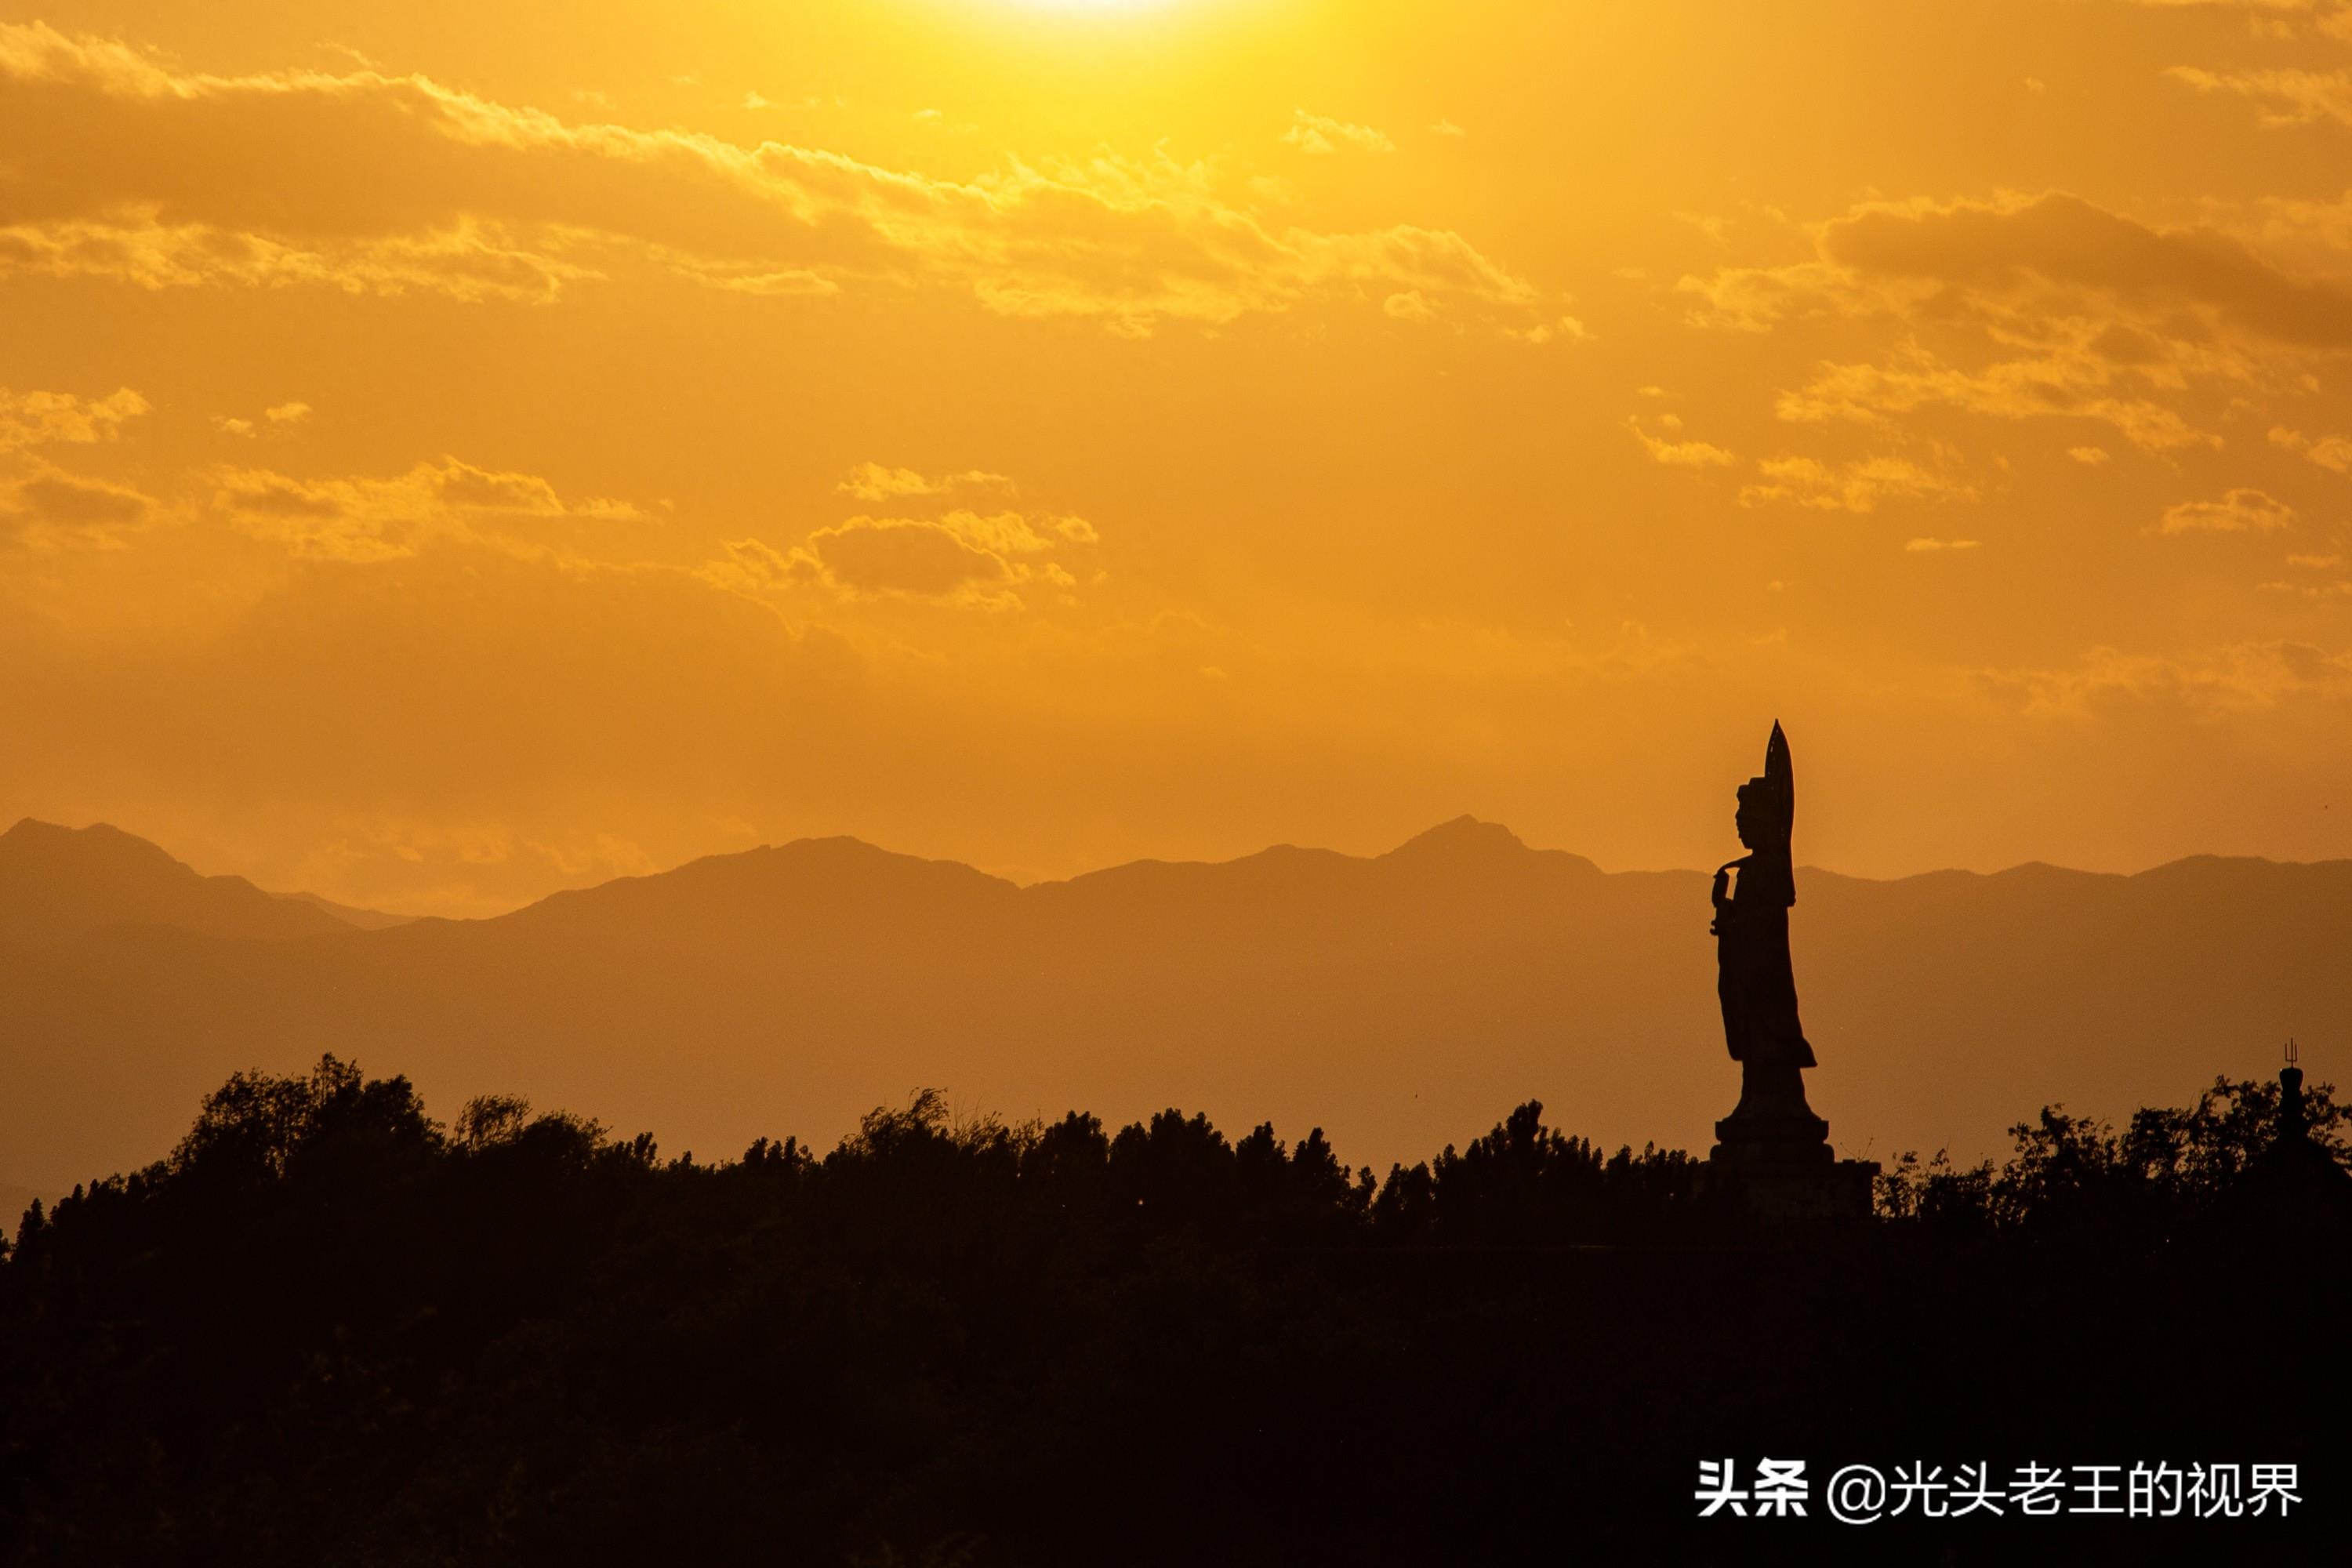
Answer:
[
  {"xmin": 1704, "ymin": 1137, "xmax": 1878, "ymax": 1222},
  {"xmin": 1703, "ymin": 1082, "xmax": 1877, "ymax": 1221}
]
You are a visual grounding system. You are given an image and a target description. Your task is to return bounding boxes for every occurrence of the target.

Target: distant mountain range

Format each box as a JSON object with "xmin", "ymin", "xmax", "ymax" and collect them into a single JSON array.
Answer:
[
  {"xmin": 2, "ymin": 815, "xmax": 2343, "ymax": 1200},
  {"xmin": 0, "ymin": 819, "xmax": 362, "ymax": 943}
]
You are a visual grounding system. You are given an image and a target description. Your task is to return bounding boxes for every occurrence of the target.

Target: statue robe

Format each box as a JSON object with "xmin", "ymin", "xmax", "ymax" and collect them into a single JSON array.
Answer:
[{"xmin": 1713, "ymin": 858, "xmax": 1816, "ymax": 1070}]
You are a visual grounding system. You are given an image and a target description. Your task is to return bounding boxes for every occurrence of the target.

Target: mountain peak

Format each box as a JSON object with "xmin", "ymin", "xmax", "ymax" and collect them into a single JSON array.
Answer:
[
  {"xmin": 2, "ymin": 818, "xmax": 187, "ymax": 874},
  {"xmin": 1383, "ymin": 815, "xmax": 1528, "ymax": 861},
  {"xmin": 0, "ymin": 819, "xmax": 348, "ymax": 943}
]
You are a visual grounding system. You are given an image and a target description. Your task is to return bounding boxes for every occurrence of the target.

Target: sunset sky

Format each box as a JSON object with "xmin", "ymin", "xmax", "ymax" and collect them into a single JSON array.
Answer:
[{"xmin": 6, "ymin": 0, "xmax": 2352, "ymax": 916}]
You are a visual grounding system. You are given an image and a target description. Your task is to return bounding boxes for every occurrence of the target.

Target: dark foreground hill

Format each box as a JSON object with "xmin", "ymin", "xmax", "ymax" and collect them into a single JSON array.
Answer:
[
  {"xmin": 2, "ymin": 816, "xmax": 2347, "ymax": 1196},
  {"xmin": 2, "ymin": 1059, "xmax": 2341, "ymax": 1565}
]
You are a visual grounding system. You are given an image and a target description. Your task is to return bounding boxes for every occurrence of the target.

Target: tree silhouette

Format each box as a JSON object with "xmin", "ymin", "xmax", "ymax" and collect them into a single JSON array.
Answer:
[{"xmin": 1, "ymin": 1055, "xmax": 2341, "ymax": 1563}]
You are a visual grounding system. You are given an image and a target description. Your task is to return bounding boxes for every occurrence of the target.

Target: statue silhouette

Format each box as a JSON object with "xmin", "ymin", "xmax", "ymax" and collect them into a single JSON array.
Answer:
[
  {"xmin": 1710, "ymin": 722, "xmax": 1826, "ymax": 1147},
  {"xmin": 1704, "ymin": 723, "xmax": 1873, "ymax": 1216}
]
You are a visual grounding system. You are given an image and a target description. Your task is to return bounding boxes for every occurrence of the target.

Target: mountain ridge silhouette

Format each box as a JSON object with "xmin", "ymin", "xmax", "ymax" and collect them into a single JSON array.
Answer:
[
  {"xmin": 3, "ymin": 815, "xmax": 2344, "ymax": 1200},
  {"xmin": 0, "ymin": 818, "xmax": 352, "ymax": 943}
]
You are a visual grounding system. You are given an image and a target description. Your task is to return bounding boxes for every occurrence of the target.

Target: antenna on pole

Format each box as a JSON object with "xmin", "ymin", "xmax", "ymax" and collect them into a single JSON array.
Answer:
[{"xmin": 2285, "ymin": 1037, "xmax": 2299, "ymax": 1067}]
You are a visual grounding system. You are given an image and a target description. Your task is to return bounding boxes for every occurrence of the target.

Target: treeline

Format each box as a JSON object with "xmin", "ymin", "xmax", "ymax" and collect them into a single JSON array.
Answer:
[
  {"xmin": 1875, "ymin": 1074, "xmax": 2347, "ymax": 1235},
  {"xmin": 2, "ymin": 1059, "xmax": 2344, "ymax": 1566},
  {"xmin": 13, "ymin": 1058, "xmax": 2338, "ymax": 1264}
]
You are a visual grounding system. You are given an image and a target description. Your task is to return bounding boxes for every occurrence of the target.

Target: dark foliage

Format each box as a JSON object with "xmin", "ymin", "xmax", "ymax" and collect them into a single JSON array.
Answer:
[{"xmin": 2, "ymin": 1060, "xmax": 2342, "ymax": 1565}]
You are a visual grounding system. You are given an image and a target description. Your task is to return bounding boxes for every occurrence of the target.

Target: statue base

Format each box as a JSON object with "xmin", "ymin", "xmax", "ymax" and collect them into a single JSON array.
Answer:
[
  {"xmin": 1702, "ymin": 1071, "xmax": 1877, "ymax": 1221},
  {"xmin": 1704, "ymin": 1138, "xmax": 1878, "ymax": 1222}
]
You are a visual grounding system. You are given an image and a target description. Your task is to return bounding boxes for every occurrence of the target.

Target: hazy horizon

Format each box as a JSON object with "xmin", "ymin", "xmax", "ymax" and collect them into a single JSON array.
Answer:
[
  {"xmin": 6, "ymin": 808, "xmax": 2340, "ymax": 1202},
  {"xmin": 13, "ymin": 810, "xmax": 2351, "ymax": 923}
]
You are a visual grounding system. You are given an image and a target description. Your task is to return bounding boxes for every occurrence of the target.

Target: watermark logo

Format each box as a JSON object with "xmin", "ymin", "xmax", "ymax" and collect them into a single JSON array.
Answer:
[{"xmin": 1697, "ymin": 1460, "xmax": 2300, "ymax": 1524}]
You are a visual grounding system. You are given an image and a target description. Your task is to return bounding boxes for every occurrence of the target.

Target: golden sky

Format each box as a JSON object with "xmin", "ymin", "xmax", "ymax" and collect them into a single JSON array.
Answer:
[{"xmin": 5, "ymin": 0, "xmax": 2352, "ymax": 916}]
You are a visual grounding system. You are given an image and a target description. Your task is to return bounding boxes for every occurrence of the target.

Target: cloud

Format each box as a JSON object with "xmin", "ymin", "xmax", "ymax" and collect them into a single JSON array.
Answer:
[
  {"xmin": 1904, "ymin": 536, "xmax": 1981, "ymax": 552},
  {"xmin": 805, "ymin": 516, "xmax": 1018, "ymax": 600},
  {"xmin": 1773, "ymin": 339, "xmax": 2218, "ymax": 451},
  {"xmin": 2, "ymin": 466, "xmax": 154, "ymax": 551},
  {"xmin": 210, "ymin": 456, "xmax": 641, "ymax": 561},
  {"xmin": 838, "ymin": 464, "xmax": 937, "ymax": 501},
  {"xmin": 1687, "ymin": 191, "xmax": 2352, "ymax": 347},
  {"xmin": 16, "ymin": 469, "xmax": 148, "ymax": 525},
  {"xmin": 434, "ymin": 459, "xmax": 567, "ymax": 514},
  {"xmin": 211, "ymin": 468, "xmax": 419, "ymax": 562},
  {"xmin": 1740, "ymin": 454, "xmax": 1977, "ymax": 513},
  {"xmin": 2169, "ymin": 66, "xmax": 2352, "ymax": 128},
  {"xmin": 712, "ymin": 488, "xmax": 1100, "ymax": 610},
  {"xmin": 709, "ymin": 535, "xmax": 821, "ymax": 592},
  {"xmin": 693, "ymin": 267, "xmax": 838, "ymax": 297},
  {"xmin": 264, "ymin": 401, "xmax": 312, "ymax": 424},
  {"xmin": 1282, "ymin": 109, "xmax": 1395, "ymax": 156},
  {"xmin": 1675, "ymin": 212, "xmax": 1732, "ymax": 247},
  {"xmin": 0, "ymin": 24, "xmax": 1541, "ymax": 335},
  {"xmin": 1668, "ymin": 191, "xmax": 2352, "ymax": 456},
  {"xmin": 1510, "ymin": 314, "xmax": 1589, "ymax": 346},
  {"xmin": 1383, "ymin": 289, "xmax": 1434, "ymax": 322},
  {"xmin": 2269, "ymin": 425, "xmax": 2352, "ymax": 473},
  {"xmin": 836, "ymin": 463, "xmax": 1015, "ymax": 502},
  {"xmin": 0, "ymin": 386, "xmax": 148, "ymax": 450},
  {"xmin": 1624, "ymin": 416, "xmax": 1734, "ymax": 468},
  {"xmin": 1429, "ymin": 119, "xmax": 1466, "ymax": 137},
  {"xmin": 2067, "ymin": 445, "xmax": 2111, "ymax": 465},
  {"xmin": 1977, "ymin": 640, "xmax": 2352, "ymax": 718},
  {"xmin": 1808, "ymin": 193, "xmax": 2352, "ymax": 349},
  {"xmin": 2158, "ymin": 488, "xmax": 2296, "ymax": 533},
  {"xmin": 1680, "ymin": 194, "xmax": 2352, "ymax": 452}
]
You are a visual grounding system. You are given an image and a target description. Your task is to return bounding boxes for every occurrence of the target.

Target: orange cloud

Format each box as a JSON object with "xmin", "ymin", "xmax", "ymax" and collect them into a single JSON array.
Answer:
[
  {"xmin": 837, "ymin": 463, "xmax": 1015, "ymax": 502},
  {"xmin": 1741, "ymin": 455, "xmax": 1976, "ymax": 513},
  {"xmin": 1624, "ymin": 415, "xmax": 1734, "ymax": 468},
  {"xmin": 808, "ymin": 517, "xmax": 1018, "ymax": 600},
  {"xmin": 2158, "ymin": 488, "xmax": 2296, "ymax": 534},
  {"xmin": 2169, "ymin": 66, "xmax": 2352, "ymax": 128},
  {"xmin": 1282, "ymin": 109, "xmax": 1396, "ymax": 156},
  {"xmin": 0, "ymin": 386, "xmax": 147, "ymax": 450},
  {"xmin": 709, "ymin": 476, "xmax": 1101, "ymax": 611},
  {"xmin": 0, "ymin": 24, "xmax": 1544, "ymax": 335},
  {"xmin": 211, "ymin": 457, "xmax": 640, "ymax": 561},
  {"xmin": 3, "ymin": 465, "xmax": 154, "ymax": 550},
  {"xmin": 1682, "ymin": 194, "xmax": 2352, "ymax": 453},
  {"xmin": 1979, "ymin": 640, "xmax": 2352, "ymax": 718},
  {"xmin": 1813, "ymin": 193, "xmax": 2352, "ymax": 349},
  {"xmin": 2268, "ymin": 426, "xmax": 2352, "ymax": 473}
]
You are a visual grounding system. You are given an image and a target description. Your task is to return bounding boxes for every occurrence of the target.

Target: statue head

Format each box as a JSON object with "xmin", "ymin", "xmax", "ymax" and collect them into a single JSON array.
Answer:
[{"xmin": 1733, "ymin": 721, "xmax": 1795, "ymax": 902}]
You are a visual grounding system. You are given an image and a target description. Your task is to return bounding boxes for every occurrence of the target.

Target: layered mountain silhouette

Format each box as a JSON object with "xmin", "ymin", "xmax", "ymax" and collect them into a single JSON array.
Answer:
[
  {"xmin": 2, "ymin": 815, "xmax": 2343, "ymax": 1197},
  {"xmin": 0, "ymin": 819, "xmax": 357, "ymax": 942}
]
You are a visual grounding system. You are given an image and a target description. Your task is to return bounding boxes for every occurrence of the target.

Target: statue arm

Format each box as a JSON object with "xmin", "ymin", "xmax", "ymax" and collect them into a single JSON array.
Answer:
[{"xmin": 1709, "ymin": 856, "xmax": 1750, "ymax": 935}]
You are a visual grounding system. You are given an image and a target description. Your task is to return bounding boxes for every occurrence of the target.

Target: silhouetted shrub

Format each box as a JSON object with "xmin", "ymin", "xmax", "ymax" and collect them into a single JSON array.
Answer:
[{"xmin": 2, "ymin": 1058, "xmax": 2339, "ymax": 1565}]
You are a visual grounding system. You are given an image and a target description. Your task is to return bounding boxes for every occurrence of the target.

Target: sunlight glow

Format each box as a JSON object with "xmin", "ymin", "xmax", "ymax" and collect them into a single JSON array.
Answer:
[{"xmin": 998, "ymin": 0, "xmax": 1178, "ymax": 13}]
